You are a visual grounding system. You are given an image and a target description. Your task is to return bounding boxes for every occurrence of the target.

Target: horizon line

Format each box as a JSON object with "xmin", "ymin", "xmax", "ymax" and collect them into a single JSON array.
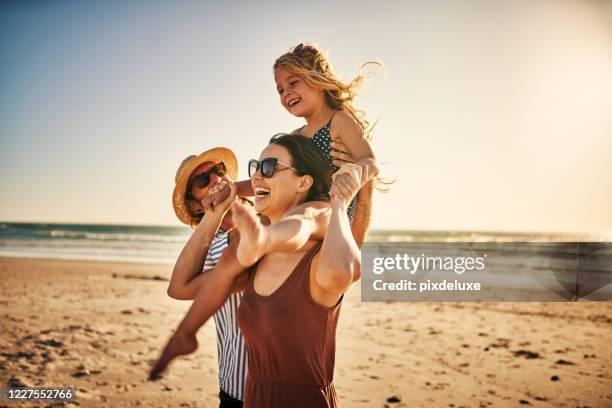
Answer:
[{"xmin": 1, "ymin": 220, "xmax": 609, "ymax": 237}]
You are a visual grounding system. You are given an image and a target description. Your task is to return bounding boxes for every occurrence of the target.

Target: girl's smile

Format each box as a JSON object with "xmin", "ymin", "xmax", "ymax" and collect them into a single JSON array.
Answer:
[{"xmin": 275, "ymin": 68, "xmax": 322, "ymax": 117}]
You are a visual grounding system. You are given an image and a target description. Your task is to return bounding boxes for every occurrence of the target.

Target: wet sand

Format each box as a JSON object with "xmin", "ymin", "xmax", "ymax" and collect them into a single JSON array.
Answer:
[{"xmin": 0, "ymin": 257, "xmax": 610, "ymax": 407}]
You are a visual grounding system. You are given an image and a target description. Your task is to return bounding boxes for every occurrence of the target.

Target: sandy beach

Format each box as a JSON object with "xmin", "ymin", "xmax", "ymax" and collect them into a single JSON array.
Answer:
[{"xmin": 0, "ymin": 256, "xmax": 610, "ymax": 408}]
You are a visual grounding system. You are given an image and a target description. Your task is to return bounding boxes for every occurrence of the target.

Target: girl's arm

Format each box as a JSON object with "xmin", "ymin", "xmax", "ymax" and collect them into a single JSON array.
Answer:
[
  {"xmin": 330, "ymin": 110, "xmax": 380, "ymax": 186},
  {"xmin": 314, "ymin": 164, "xmax": 362, "ymax": 293}
]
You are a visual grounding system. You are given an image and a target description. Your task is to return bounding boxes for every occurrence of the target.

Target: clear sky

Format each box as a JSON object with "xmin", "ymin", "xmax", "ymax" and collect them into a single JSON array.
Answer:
[{"xmin": 1, "ymin": 0, "xmax": 611, "ymax": 233}]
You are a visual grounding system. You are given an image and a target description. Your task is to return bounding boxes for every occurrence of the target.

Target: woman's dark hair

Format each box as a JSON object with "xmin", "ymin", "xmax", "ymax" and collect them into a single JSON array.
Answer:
[{"xmin": 268, "ymin": 133, "xmax": 332, "ymax": 202}]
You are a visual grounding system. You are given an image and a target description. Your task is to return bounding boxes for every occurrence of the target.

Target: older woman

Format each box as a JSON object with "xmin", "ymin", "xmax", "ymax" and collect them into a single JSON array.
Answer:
[
  {"xmin": 168, "ymin": 147, "xmax": 248, "ymax": 407},
  {"xmin": 151, "ymin": 134, "xmax": 361, "ymax": 407}
]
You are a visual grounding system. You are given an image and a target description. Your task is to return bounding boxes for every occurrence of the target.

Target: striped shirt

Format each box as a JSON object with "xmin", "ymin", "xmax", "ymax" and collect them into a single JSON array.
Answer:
[{"xmin": 203, "ymin": 229, "xmax": 248, "ymax": 400}]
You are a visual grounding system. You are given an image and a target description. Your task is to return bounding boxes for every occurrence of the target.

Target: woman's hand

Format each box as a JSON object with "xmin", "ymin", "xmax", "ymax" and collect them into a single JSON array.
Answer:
[
  {"xmin": 331, "ymin": 139, "xmax": 370, "ymax": 186},
  {"xmin": 202, "ymin": 180, "xmax": 237, "ymax": 215},
  {"xmin": 330, "ymin": 163, "xmax": 362, "ymax": 207},
  {"xmin": 330, "ymin": 139, "xmax": 355, "ymax": 168}
]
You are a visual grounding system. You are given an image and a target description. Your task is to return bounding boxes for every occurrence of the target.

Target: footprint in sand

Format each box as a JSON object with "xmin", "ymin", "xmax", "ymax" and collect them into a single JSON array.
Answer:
[
  {"xmin": 6, "ymin": 375, "xmax": 32, "ymax": 388},
  {"xmin": 513, "ymin": 350, "xmax": 541, "ymax": 359},
  {"xmin": 36, "ymin": 339, "xmax": 63, "ymax": 348}
]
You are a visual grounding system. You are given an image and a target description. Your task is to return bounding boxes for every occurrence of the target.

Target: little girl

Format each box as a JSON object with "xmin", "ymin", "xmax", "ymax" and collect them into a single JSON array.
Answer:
[
  {"xmin": 273, "ymin": 43, "xmax": 381, "ymax": 247},
  {"xmin": 219, "ymin": 44, "xmax": 380, "ymax": 247}
]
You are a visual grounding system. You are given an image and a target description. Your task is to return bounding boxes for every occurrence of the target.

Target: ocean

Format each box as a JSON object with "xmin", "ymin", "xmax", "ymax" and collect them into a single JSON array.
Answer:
[
  {"xmin": 0, "ymin": 222, "xmax": 607, "ymax": 265},
  {"xmin": 0, "ymin": 223, "xmax": 191, "ymax": 264}
]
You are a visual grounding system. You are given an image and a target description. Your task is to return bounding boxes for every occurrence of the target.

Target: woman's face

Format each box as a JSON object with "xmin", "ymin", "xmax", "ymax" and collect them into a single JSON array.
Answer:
[
  {"xmin": 188, "ymin": 161, "xmax": 230, "ymax": 213},
  {"xmin": 274, "ymin": 68, "xmax": 324, "ymax": 118},
  {"xmin": 251, "ymin": 144, "xmax": 311, "ymax": 220}
]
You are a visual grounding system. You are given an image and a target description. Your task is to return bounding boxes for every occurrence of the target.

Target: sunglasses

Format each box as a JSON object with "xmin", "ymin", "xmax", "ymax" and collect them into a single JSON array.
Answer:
[
  {"xmin": 248, "ymin": 158, "xmax": 297, "ymax": 178},
  {"xmin": 188, "ymin": 162, "xmax": 227, "ymax": 191}
]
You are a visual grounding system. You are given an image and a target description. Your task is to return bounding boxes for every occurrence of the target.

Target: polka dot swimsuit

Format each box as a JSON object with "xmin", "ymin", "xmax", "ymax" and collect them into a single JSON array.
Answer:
[{"xmin": 300, "ymin": 112, "xmax": 359, "ymax": 221}]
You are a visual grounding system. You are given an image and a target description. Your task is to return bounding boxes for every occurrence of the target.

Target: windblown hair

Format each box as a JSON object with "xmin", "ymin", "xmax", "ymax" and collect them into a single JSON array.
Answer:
[
  {"xmin": 268, "ymin": 133, "xmax": 332, "ymax": 203},
  {"xmin": 274, "ymin": 43, "xmax": 392, "ymax": 194},
  {"xmin": 273, "ymin": 43, "xmax": 380, "ymax": 141}
]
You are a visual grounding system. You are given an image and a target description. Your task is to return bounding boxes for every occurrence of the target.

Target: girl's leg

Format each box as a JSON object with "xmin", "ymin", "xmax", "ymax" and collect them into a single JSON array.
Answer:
[
  {"xmin": 233, "ymin": 200, "xmax": 331, "ymax": 267},
  {"xmin": 149, "ymin": 269, "xmax": 236, "ymax": 380}
]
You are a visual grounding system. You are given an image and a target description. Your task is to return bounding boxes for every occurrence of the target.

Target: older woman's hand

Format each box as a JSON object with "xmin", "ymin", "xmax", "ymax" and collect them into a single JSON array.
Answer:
[
  {"xmin": 330, "ymin": 163, "xmax": 362, "ymax": 207},
  {"xmin": 202, "ymin": 180, "xmax": 237, "ymax": 214}
]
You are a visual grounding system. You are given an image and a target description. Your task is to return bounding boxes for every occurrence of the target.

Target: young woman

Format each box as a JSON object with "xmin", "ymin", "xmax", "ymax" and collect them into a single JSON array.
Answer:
[{"xmin": 150, "ymin": 134, "xmax": 362, "ymax": 407}]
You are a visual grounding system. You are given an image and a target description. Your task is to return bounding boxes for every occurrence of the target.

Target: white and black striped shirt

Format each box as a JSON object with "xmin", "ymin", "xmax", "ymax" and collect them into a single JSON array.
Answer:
[{"xmin": 204, "ymin": 229, "xmax": 248, "ymax": 400}]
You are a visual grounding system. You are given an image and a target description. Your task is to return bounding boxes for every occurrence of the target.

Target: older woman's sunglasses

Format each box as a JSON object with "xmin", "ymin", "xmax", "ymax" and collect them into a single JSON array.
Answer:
[
  {"xmin": 248, "ymin": 158, "xmax": 297, "ymax": 178},
  {"xmin": 189, "ymin": 162, "xmax": 227, "ymax": 190}
]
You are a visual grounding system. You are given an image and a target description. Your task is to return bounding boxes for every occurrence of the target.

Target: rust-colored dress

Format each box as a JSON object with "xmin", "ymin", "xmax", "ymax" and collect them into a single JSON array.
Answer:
[{"xmin": 237, "ymin": 242, "xmax": 342, "ymax": 407}]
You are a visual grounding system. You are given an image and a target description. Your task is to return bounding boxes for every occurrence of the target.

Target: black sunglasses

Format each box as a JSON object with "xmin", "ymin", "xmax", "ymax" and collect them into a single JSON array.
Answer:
[
  {"xmin": 248, "ymin": 158, "xmax": 297, "ymax": 178},
  {"xmin": 188, "ymin": 162, "xmax": 227, "ymax": 192}
]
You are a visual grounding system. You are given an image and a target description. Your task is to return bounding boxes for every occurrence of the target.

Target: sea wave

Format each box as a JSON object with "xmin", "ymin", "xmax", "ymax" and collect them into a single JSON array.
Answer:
[
  {"xmin": 39, "ymin": 229, "xmax": 188, "ymax": 243},
  {"xmin": 0, "ymin": 223, "xmax": 190, "ymax": 263}
]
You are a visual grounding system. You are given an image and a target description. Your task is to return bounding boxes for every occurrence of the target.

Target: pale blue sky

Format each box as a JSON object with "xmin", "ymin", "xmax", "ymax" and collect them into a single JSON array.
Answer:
[{"xmin": 1, "ymin": 0, "xmax": 611, "ymax": 233}]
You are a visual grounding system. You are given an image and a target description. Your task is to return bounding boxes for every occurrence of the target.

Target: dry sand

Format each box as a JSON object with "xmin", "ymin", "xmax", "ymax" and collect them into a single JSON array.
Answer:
[{"xmin": 0, "ymin": 257, "xmax": 610, "ymax": 408}]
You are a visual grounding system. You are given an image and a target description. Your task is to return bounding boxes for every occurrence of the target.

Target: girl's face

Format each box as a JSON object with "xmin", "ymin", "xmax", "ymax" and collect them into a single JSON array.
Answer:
[
  {"xmin": 251, "ymin": 143, "xmax": 311, "ymax": 221},
  {"xmin": 274, "ymin": 68, "xmax": 325, "ymax": 118}
]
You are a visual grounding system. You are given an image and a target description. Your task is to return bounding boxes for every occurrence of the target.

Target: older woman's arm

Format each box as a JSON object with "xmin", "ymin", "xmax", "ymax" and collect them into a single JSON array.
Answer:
[
  {"xmin": 167, "ymin": 211, "xmax": 224, "ymax": 300},
  {"xmin": 149, "ymin": 241, "xmax": 247, "ymax": 380},
  {"xmin": 167, "ymin": 181, "xmax": 237, "ymax": 300}
]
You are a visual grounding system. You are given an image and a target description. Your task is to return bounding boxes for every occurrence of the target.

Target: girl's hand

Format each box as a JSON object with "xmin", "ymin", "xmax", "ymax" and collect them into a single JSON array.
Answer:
[
  {"xmin": 202, "ymin": 180, "xmax": 237, "ymax": 214},
  {"xmin": 330, "ymin": 163, "xmax": 362, "ymax": 207},
  {"xmin": 330, "ymin": 140, "xmax": 356, "ymax": 168}
]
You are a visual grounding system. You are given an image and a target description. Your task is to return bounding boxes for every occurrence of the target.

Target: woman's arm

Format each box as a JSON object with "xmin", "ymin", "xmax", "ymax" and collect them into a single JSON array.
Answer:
[
  {"xmin": 168, "ymin": 230, "xmax": 247, "ymax": 300},
  {"xmin": 314, "ymin": 164, "xmax": 362, "ymax": 293},
  {"xmin": 167, "ymin": 181, "xmax": 237, "ymax": 300},
  {"xmin": 201, "ymin": 179, "xmax": 253, "ymax": 212},
  {"xmin": 167, "ymin": 211, "xmax": 224, "ymax": 300},
  {"xmin": 235, "ymin": 179, "xmax": 254, "ymax": 198},
  {"xmin": 148, "ymin": 240, "xmax": 247, "ymax": 380}
]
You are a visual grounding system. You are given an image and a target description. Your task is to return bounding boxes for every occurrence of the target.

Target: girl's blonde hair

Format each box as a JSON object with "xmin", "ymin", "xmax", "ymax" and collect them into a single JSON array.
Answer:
[{"xmin": 273, "ymin": 43, "xmax": 380, "ymax": 141}]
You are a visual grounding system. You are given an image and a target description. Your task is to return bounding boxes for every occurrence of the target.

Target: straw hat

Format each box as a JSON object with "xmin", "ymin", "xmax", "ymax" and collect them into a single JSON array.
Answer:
[{"xmin": 172, "ymin": 147, "xmax": 238, "ymax": 226}]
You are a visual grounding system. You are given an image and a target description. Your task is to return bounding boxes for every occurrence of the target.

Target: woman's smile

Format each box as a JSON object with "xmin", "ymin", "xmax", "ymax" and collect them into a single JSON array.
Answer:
[{"xmin": 253, "ymin": 185, "xmax": 271, "ymax": 202}]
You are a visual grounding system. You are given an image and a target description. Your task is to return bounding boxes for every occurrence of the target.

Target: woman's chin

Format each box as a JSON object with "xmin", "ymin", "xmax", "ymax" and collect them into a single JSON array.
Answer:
[{"xmin": 253, "ymin": 195, "xmax": 271, "ymax": 214}]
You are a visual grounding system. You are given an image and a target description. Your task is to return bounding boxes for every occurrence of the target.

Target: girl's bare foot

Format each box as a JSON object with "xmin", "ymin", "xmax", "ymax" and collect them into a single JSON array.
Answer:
[
  {"xmin": 148, "ymin": 330, "xmax": 198, "ymax": 381},
  {"xmin": 232, "ymin": 201, "xmax": 270, "ymax": 267}
]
